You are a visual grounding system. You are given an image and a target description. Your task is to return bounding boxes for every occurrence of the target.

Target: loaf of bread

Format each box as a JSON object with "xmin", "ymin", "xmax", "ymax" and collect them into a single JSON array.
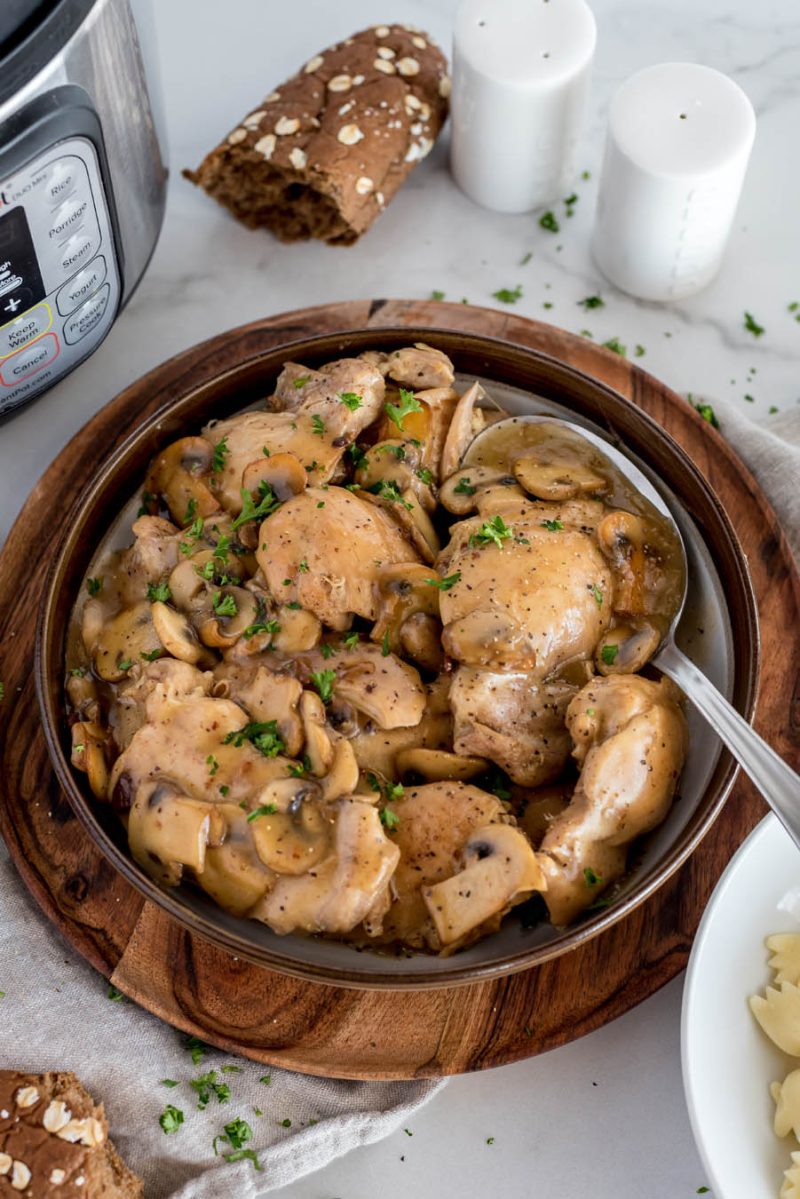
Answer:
[
  {"xmin": 0, "ymin": 1071, "xmax": 142, "ymax": 1198},
  {"xmin": 183, "ymin": 23, "xmax": 451, "ymax": 245}
]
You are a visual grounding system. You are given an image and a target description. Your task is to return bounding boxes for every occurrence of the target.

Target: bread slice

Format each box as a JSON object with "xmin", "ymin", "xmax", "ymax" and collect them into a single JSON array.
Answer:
[
  {"xmin": 0, "ymin": 1071, "xmax": 142, "ymax": 1198},
  {"xmin": 183, "ymin": 22, "xmax": 450, "ymax": 244}
]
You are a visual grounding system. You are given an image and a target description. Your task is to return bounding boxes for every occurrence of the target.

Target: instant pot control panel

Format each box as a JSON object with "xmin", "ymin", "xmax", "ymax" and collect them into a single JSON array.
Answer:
[{"xmin": 0, "ymin": 134, "xmax": 120, "ymax": 416}]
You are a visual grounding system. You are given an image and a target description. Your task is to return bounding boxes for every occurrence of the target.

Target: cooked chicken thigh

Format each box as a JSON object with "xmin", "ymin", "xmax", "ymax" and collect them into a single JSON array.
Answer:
[
  {"xmin": 257, "ymin": 486, "xmax": 420, "ymax": 628},
  {"xmin": 537, "ymin": 674, "xmax": 688, "ymax": 924},
  {"xmin": 438, "ymin": 508, "xmax": 613, "ymax": 676}
]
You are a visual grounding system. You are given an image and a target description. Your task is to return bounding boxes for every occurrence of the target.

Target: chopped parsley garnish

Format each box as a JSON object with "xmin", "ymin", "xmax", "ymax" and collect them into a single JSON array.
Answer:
[
  {"xmin": 298, "ymin": 559, "xmax": 309, "ymax": 573},
  {"xmin": 293, "ymin": 375, "xmax": 310, "ymax": 389},
  {"xmin": 309, "ymin": 669, "xmax": 336, "ymax": 704},
  {"xmin": 380, "ymin": 806, "xmax": 401, "ymax": 831},
  {"xmin": 601, "ymin": 644, "xmax": 619, "ymax": 665},
  {"xmin": 219, "ymin": 785, "xmax": 229, "ymax": 797},
  {"xmin": 262, "ymin": 445, "xmax": 270, "ymax": 456},
  {"xmin": 539, "ymin": 210, "xmax": 559, "ymax": 233},
  {"xmin": 147, "ymin": 581, "xmax": 172, "ymax": 603},
  {"xmin": 136, "ymin": 489, "xmax": 154, "ymax": 518},
  {"xmin": 69, "ymin": 667, "xmax": 86, "ymax": 677},
  {"xmin": 371, "ymin": 479, "xmax": 413, "ymax": 509},
  {"xmin": 180, "ymin": 516, "xmax": 204, "ymax": 555},
  {"xmin": 453, "ymin": 476, "xmax": 476, "ymax": 496},
  {"xmin": 348, "ymin": 442, "xmax": 367, "ymax": 470},
  {"xmin": 381, "ymin": 629, "xmax": 391, "ymax": 657},
  {"xmin": 415, "ymin": 466, "xmax": 434, "ymax": 485},
  {"xmin": 288, "ymin": 755, "xmax": 312, "ymax": 778},
  {"xmin": 541, "ymin": 519, "xmax": 563, "ymax": 532},
  {"xmin": 520, "ymin": 251, "xmax": 533, "ymax": 266},
  {"xmin": 242, "ymin": 619, "xmax": 280, "ymax": 640},
  {"xmin": 492, "ymin": 284, "xmax": 523, "ymax": 304},
  {"xmin": 634, "ymin": 344, "xmax": 646, "ymax": 357},
  {"xmin": 385, "ymin": 389, "xmax": 423, "ymax": 431},
  {"xmin": 584, "ymin": 867, "xmax": 602, "ymax": 887},
  {"xmin": 577, "ymin": 295, "xmax": 604, "ymax": 309},
  {"xmin": 224, "ymin": 720, "xmax": 285, "ymax": 758},
  {"xmin": 207, "ymin": 754, "xmax": 219, "ymax": 777},
  {"xmin": 431, "ymin": 289, "xmax": 445, "ymax": 301},
  {"xmin": 246, "ymin": 804, "xmax": 278, "ymax": 823},
  {"xmin": 117, "ymin": 659, "xmax": 133, "ymax": 672},
  {"xmin": 280, "ymin": 1118, "xmax": 292, "ymax": 1128},
  {"xmin": 161, "ymin": 1079, "xmax": 179, "ymax": 1088},
  {"xmin": 211, "ymin": 436, "xmax": 229, "ymax": 473},
  {"xmin": 140, "ymin": 648, "xmax": 163, "ymax": 662},
  {"xmin": 343, "ymin": 632, "xmax": 360, "ymax": 649},
  {"xmin": 692, "ymin": 399, "xmax": 719, "ymax": 429},
  {"xmin": 159, "ymin": 1105, "xmax": 184, "ymax": 1134},
  {"xmin": 311, "ymin": 414, "xmax": 325, "ymax": 437},
  {"xmin": 191, "ymin": 1069, "xmax": 231, "ymax": 1110},
  {"xmin": 214, "ymin": 1118, "xmax": 262, "ymax": 1170},
  {"xmin": 564, "ymin": 192, "xmax": 578, "ymax": 213},
  {"xmin": 231, "ymin": 482, "xmax": 280, "ymax": 530},
  {"xmin": 320, "ymin": 642, "xmax": 336, "ymax": 659},
  {"xmin": 86, "ymin": 577, "xmax": 103, "ymax": 596},
  {"xmin": 212, "ymin": 592, "xmax": 238, "ymax": 618},
  {"xmin": 195, "ymin": 560, "xmax": 216, "ymax": 581},
  {"xmin": 601, "ymin": 336, "xmax": 627, "ymax": 357},
  {"xmin": 107, "ymin": 985, "xmax": 124, "ymax": 1001},
  {"xmin": 338, "ymin": 391, "xmax": 363, "ymax": 411},
  {"xmin": 259, "ymin": 1075, "xmax": 272, "ymax": 1085},
  {"xmin": 184, "ymin": 1035, "xmax": 207, "ymax": 1065},
  {"xmin": 591, "ymin": 583, "xmax": 603, "ymax": 608},
  {"xmin": 469, "ymin": 515, "xmax": 513, "ymax": 549},
  {"xmin": 486, "ymin": 1136, "xmax": 495, "ymax": 1145},
  {"xmin": 213, "ymin": 534, "xmax": 231, "ymax": 563},
  {"xmin": 183, "ymin": 498, "xmax": 197, "ymax": 525},
  {"xmin": 425, "ymin": 571, "xmax": 461, "ymax": 591},
  {"xmin": 743, "ymin": 311, "xmax": 764, "ymax": 337}
]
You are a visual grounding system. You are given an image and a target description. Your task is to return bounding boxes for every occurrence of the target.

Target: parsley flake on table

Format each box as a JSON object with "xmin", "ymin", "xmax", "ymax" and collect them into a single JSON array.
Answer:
[
  {"xmin": 159, "ymin": 1105, "xmax": 184, "ymax": 1135},
  {"xmin": 184, "ymin": 1035, "xmax": 207, "ymax": 1065},
  {"xmin": 211, "ymin": 436, "xmax": 229, "ymax": 473},
  {"xmin": 601, "ymin": 336, "xmax": 627, "ymax": 357},
  {"xmin": 191, "ymin": 1069, "xmax": 231, "ymax": 1110},
  {"xmin": 486, "ymin": 1136, "xmax": 495, "ymax": 1145},
  {"xmin": 338, "ymin": 391, "xmax": 363, "ymax": 411},
  {"xmin": 107, "ymin": 985, "xmax": 124, "ymax": 1001},
  {"xmin": 385, "ymin": 389, "xmax": 423, "ymax": 431},
  {"xmin": 259, "ymin": 1075, "xmax": 272, "ymax": 1085},
  {"xmin": 692, "ymin": 400, "xmax": 720, "ymax": 429},
  {"xmin": 380, "ymin": 806, "xmax": 401, "ymax": 831},
  {"xmin": 86, "ymin": 577, "xmax": 103, "ymax": 596},
  {"xmin": 696, "ymin": 1189, "xmax": 710, "ymax": 1195},
  {"xmin": 539, "ymin": 210, "xmax": 559, "ymax": 232},
  {"xmin": 634, "ymin": 344, "xmax": 646, "ymax": 358},
  {"xmin": 280, "ymin": 1118, "xmax": 292, "ymax": 1128},
  {"xmin": 146, "ymin": 581, "xmax": 171, "ymax": 603},
  {"xmin": 453, "ymin": 476, "xmax": 476, "ymax": 496},
  {"xmin": 743, "ymin": 311, "xmax": 765, "ymax": 337},
  {"xmin": 231, "ymin": 482, "xmax": 280, "ymax": 530},
  {"xmin": 469, "ymin": 516, "xmax": 513, "ymax": 549},
  {"xmin": 541, "ymin": 519, "xmax": 563, "ymax": 532},
  {"xmin": 214, "ymin": 1118, "xmax": 262, "ymax": 1170},
  {"xmin": 225, "ymin": 720, "xmax": 285, "ymax": 758},
  {"xmin": 577, "ymin": 295, "xmax": 604, "ymax": 309},
  {"xmin": 161, "ymin": 1079, "xmax": 179, "ymax": 1088},
  {"xmin": 425, "ymin": 571, "xmax": 461, "ymax": 591},
  {"xmin": 492, "ymin": 284, "xmax": 523, "ymax": 304},
  {"xmin": 520, "ymin": 251, "xmax": 533, "ymax": 266},
  {"xmin": 310, "ymin": 669, "xmax": 336, "ymax": 704},
  {"xmin": 584, "ymin": 867, "xmax": 602, "ymax": 887},
  {"xmin": 431, "ymin": 289, "xmax": 445, "ymax": 301},
  {"xmin": 601, "ymin": 644, "xmax": 619, "ymax": 665}
]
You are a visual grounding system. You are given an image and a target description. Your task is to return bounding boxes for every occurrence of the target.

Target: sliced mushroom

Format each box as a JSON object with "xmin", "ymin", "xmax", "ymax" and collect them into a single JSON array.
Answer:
[
  {"xmin": 127, "ymin": 781, "xmax": 225, "ymax": 884},
  {"xmin": 324, "ymin": 642, "xmax": 427, "ymax": 730},
  {"xmin": 169, "ymin": 554, "xmax": 212, "ymax": 613},
  {"xmin": 513, "ymin": 457, "xmax": 608, "ymax": 502},
  {"xmin": 596, "ymin": 510, "xmax": 647, "ymax": 614},
  {"xmin": 198, "ymin": 586, "xmax": 259, "ymax": 648},
  {"xmin": 439, "ymin": 465, "xmax": 518, "ymax": 515},
  {"xmin": 272, "ymin": 605, "xmax": 322, "ymax": 653},
  {"xmin": 300, "ymin": 690, "xmax": 335, "ymax": 777},
  {"xmin": 596, "ymin": 621, "xmax": 661, "ymax": 674},
  {"xmin": 92, "ymin": 602, "xmax": 162, "ymax": 681},
  {"xmin": 371, "ymin": 562, "xmax": 442, "ymax": 657},
  {"xmin": 248, "ymin": 778, "xmax": 332, "ymax": 876},
  {"xmin": 354, "ymin": 439, "xmax": 435, "ymax": 511},
  {"xmin": 81, "ymin": 597, "xmax": 106, "ymax": 656},
  {"xmin": 423, "ymin": 823, "xmax": 546, "ymax": 946},
  {"xmin": 151, "ymin": 600, "xmax": 212, "ymax": 666},
  {"xmin": 144, "ymin": 436, "xmax": 221, "ymax": 526},
  {"xmin": 196, "ymin": 802, "xmax": 275, "ymax": 915},
  {"xmin": 399, "ymin": 612, "xmax": 443, "ymax": 673},
  {"xmin": 242, "ymin": 451, "xmax": 307, "ymax": 501},
  {"xmin": 70, "ymin": 720, "xmax": 110, "ymax": 799},
  {"xmin": 66, "ymin": 672, "xmax": 100, "ymax": 723},
  {"xmin": 396, "ymin": 747, "xmax": 488, "ymax": 782},
  {"xmin": 440, "ymin": 382, "xmax": 488, "ymax": 480},
  {"xmin": 319, "ymin": 737, "xmax": 360, "ymax": 801}
]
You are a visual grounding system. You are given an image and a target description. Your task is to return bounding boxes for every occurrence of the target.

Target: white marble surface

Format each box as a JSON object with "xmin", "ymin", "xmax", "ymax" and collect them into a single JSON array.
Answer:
[{"xmin": 1, "ymin": 0, "xmax": 798, "ymax": 1194}]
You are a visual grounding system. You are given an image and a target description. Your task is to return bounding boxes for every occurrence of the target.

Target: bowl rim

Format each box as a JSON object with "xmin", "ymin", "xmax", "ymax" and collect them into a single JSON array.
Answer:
[{"xmin": 35, "ymin": 323, "xmax": 760, "ymax": 990}]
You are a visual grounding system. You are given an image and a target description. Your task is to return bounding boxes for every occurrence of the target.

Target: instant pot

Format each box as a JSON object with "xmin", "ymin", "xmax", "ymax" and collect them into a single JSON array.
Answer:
[{"xmin": 0, "ymin": 0, "xmax": 166, "ymax": 418}]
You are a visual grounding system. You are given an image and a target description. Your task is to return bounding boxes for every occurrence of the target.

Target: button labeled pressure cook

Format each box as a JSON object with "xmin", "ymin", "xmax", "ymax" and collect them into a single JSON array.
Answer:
[
  {"xmin": 48, "ymin": 196, "xmax": 90, "ymax": 244},
  {"xmin": 56, "ymin": 256, "xmax": 106, "ymax": 316},
  {"xmin": 58, "ymin": 231, "xmax": 99, "ymax": 279},
  {"xmin": 0, "ymin": 303, "xmax": 52, "ymax": 357},
  {"xmin": 63, "ymin": 284, "xmax": 110, "ymax": 345},
  {"xmin": 0, "ymin": 332, "xmax": 59, "ymax": 386}
]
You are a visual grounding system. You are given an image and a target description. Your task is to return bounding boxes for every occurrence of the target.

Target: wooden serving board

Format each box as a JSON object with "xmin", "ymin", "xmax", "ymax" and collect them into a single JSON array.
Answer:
[{"xmin": 1, "ymin": 300, "xmax": 798, "ymax": 1081}]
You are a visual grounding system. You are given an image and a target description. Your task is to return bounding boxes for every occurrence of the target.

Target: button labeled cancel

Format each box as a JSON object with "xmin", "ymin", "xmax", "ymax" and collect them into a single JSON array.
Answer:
[
  {"xmin": 57, "ymin": 256, "xmax": 106, "ymax": 316},
  {"xmin": 0, "ymin": 303, "xmax": 52, "ymax": 357},
  {"xmin": 63, "ymin": 284, "xmax": 110, "ymax": 345},
  {"xmin": 0, "ymin": 333, "xmax": 59, "ymax": 386}
]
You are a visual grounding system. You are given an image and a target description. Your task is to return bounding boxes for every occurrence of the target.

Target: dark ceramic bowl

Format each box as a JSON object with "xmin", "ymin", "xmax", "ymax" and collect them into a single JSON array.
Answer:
[{"xmin": 35, "ymin": 326, "xmax": 759, "ymax": 989}]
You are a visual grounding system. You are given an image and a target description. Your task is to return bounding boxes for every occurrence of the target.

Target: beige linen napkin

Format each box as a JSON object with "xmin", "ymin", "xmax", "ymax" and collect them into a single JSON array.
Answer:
[{"xmin": 0, "ymin": 399, "xmax": 795, "ymax": 1198}]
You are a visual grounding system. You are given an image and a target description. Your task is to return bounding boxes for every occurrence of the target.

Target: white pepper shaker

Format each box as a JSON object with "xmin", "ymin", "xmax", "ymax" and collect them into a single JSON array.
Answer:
[
  {"xmin": 450, "ymin": 0, "xmax": 597, "ymax": 213},
  {"xmin": 592, "ymin": 62, "xmax": 756, "ymax": 301}
]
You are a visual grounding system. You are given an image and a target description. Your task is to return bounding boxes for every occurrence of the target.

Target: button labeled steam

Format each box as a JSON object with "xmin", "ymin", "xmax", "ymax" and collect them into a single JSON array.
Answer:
[{"xmin": 59, "ymin": 232, "xmax": 99, "ymax": 279}]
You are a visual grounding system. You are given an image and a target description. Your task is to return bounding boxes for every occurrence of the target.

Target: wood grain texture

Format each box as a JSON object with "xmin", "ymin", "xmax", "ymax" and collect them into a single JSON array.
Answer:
[{"xmin": 1, "ymin": 300, "xmax": 798, "ymax": 1080}]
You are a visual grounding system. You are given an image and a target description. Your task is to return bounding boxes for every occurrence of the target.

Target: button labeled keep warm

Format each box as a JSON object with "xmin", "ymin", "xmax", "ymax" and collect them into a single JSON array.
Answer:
[
  {"xmin": 63, "ymin": 284, "xmax": 110, "ymax": 345},
  {"xmin": 0, "ymin": 303, "xmax": 52, "ymax": 358},
  {"xmin": 0, "ymin": 332, "xmax": 59, "ymax": 386},
  {"xmin": 57, "ymin": 256, "xmax": 106, "ymax": 316}
]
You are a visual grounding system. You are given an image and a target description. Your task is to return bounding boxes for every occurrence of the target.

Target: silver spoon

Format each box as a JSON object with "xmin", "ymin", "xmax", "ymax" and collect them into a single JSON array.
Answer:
[{"xmin": 469, "ymin": 415, "xmax": 800, "ymax": 828}]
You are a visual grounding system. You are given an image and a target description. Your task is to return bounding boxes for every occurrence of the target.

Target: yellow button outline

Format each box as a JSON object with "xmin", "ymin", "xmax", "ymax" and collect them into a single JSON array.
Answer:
[{"xmin": 0, "ymin": 302, "xmax": 53, "ymax": 361}]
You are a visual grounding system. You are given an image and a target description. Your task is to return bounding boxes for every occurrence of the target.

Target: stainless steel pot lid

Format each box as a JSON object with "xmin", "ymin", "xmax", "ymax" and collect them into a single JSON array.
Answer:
[
  {"xmin": 0, "ymin": 0, "xmax": 95, "ymax": 107},
  {"xmin": 0, "ymin": 0, "xmax": 56, "ymax": 57}
]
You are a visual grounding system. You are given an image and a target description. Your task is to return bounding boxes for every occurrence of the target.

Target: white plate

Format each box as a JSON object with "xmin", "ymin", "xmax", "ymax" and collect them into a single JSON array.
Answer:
[{"xmin": 682, "ymin": 814, "xmax": 800, "ymax": 1199}]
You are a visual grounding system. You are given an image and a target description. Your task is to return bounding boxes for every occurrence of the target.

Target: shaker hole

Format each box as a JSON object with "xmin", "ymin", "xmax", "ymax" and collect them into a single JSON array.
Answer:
[{"xmin": 679, "ymin": 112, "xmax": 687, "ymax": 120}]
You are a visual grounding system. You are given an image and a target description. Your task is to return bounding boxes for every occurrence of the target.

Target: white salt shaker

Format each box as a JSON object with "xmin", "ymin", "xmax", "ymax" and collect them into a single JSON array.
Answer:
[
  {"xmin": 592, "ymin": 63, "xmax": 756, "ymax": 301},
  {"xmin": 450, "ymin": 0, "xmax": 597, "ymax": 213}
]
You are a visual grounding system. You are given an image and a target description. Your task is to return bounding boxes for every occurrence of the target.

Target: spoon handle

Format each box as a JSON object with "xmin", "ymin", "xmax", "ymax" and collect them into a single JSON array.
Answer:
[{"xmin": 655, "ymin": 640, "xmax": 800, "ymax": 840}]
